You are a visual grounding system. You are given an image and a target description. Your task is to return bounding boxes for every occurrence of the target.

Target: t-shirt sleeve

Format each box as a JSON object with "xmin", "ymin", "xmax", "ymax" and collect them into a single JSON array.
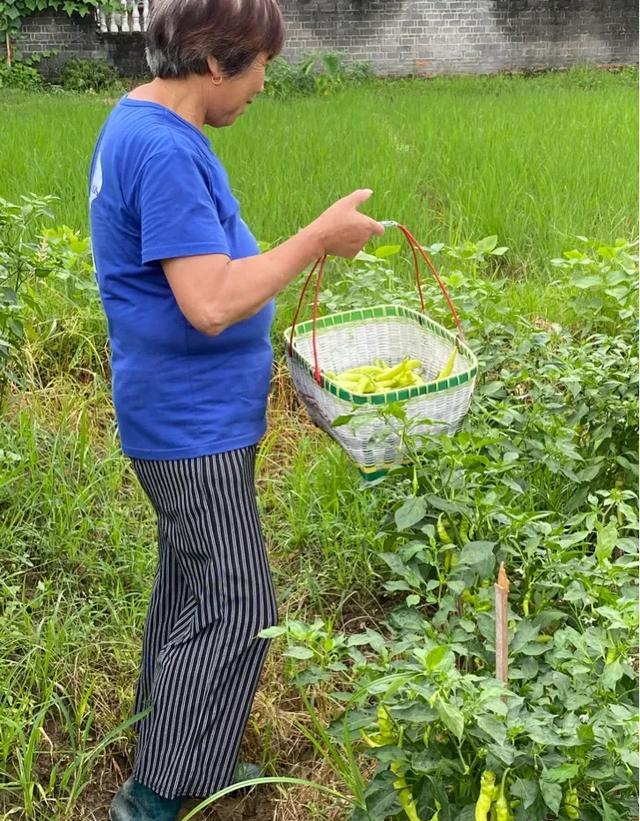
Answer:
[{"xmin": 138, "ymin": 147, "xmax": 231, "ymax": 265}]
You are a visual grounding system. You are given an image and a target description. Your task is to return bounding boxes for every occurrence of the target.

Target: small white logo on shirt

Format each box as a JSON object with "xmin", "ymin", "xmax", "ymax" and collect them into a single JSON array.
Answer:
[{"xmin": 90, "ymin": 152, "xmax": 103, "ymax": 206}]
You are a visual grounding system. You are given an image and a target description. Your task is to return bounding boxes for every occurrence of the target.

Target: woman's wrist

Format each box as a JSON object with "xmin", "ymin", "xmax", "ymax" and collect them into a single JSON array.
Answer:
[{"xmin": 296, "ymin": 220, "xmax": 326, "ymax": 261}]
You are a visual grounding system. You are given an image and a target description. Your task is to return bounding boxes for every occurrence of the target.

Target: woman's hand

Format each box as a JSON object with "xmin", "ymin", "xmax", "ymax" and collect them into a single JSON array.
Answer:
[{"xmin": 311, "ymin": 189, "xmax": 385, "ymax": 258}]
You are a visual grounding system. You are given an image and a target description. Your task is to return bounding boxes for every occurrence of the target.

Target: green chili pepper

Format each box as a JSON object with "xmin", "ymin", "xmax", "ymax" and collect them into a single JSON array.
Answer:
[
  {"xmin": 562, "ymin": 786, "xmax": 580, "ymax": 819},
  {"xmin": 437, "ymin": 514, "xmax": 452, "ymax": 545},
  {"xmin": 493, "ymin": 770, "xmax": 513, "ymax": 821},
  {"xmin": 391, "ymin": 766, "xmax": 421, "ymax": 821},
  {"xmin": 372, "ymin": 707, "xmax": 421, "ymax": 821},
  {"xmin": 376, "ymin": 705, "xmax": 395, "ymax": 744},
  {"xmin": 494, "ymin": 789, "xmax": 511, "ymax": 821},
  {"xmin": 436, "ymin": 347, "xmax": 457, "ymax": 380},
  {"xmin": 475, "ymin": 770, "xmax": 497, "ymax": 821}
]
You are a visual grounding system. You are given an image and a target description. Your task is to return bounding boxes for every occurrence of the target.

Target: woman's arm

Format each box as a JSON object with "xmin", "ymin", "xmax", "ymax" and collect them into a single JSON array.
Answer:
[{"xmin": 162, "ymin": 189, "xmax": 384, "ymax": 336}]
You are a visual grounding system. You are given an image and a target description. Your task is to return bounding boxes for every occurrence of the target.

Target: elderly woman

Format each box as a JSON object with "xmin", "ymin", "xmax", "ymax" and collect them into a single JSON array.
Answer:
[{"xmin": 89, "ymin": 0, "xmax": 382, "ymax": 817}]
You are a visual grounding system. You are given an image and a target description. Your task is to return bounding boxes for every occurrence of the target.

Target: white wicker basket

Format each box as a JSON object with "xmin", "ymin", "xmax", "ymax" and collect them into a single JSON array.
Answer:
[
  {"xmin": 285, "ymin": 305, "xmax": 477, "ymax": 479},
  {"xmin": 284, "ymin": 226, "xmax": 478, "ymax": 480}
]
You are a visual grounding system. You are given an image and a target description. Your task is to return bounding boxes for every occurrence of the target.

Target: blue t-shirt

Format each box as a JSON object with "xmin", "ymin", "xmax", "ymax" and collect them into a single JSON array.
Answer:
[{"xmin": 89, "ymin": 97, "xmax": 274, "ymax": 460}]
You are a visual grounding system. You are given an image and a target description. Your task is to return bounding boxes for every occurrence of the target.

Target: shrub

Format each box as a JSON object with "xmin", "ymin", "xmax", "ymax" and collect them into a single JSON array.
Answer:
[
  {"xmin": 61, "ymin": 58, "xmax": 118, "ymax": 93},
  {"xmin": 0, "ymin": 61, "xmax": 43, "ymax": 91},
  {"xmin": 265, "ymin": 52, "xmax": 374, "ymax": 99}
]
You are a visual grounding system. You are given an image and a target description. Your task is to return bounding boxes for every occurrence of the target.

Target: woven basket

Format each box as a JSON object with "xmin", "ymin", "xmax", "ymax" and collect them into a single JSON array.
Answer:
[{"xmin": 284, "ymin": 223, "xmax": 479, "ymax": 479}]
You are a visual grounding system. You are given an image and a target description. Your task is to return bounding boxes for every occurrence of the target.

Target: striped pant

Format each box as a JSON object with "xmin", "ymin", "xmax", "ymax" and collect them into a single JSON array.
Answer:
[{"xmin": 130, "ymin": 446, "xmax": 278, "ymax": 799}]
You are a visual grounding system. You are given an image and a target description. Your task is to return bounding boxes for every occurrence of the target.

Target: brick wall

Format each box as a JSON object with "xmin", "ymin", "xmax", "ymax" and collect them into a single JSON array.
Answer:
[
  {"xmin": 8, "ymin": 12, "xmax": 148, "ymax": 79},
  {"xmin": 277, "ymin": 0, "xmax": 639, "ymax": 76},
  {"xmin": 6, "ymin": 0, "xmax": 639, "ymax": 80},
  {"xmin": 12, "ymin": 12, "xmax": 103, "ymax": 78}
]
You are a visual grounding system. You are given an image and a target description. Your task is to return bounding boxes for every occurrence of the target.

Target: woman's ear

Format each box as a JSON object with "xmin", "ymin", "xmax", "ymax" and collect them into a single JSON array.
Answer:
[{"xmin": 206, "ymin": 55, "xmax": 223, "ymax": 85}]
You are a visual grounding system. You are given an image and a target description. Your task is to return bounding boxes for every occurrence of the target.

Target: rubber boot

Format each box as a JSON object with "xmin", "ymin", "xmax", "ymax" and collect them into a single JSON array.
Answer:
[{"xmin": 109, "ymin": 777, "xmax": 183, "ymax": 821}]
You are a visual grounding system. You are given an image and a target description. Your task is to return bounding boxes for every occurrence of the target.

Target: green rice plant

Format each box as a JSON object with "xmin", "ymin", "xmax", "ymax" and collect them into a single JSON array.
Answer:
[{"xmin": 1, "ymin": 68, "xmax": 636, "ymax": 269}]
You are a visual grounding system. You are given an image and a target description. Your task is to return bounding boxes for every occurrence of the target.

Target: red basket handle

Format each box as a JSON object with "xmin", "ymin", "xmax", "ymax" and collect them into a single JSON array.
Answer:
[{"xmin": 288, "ymin": 223, "xmax": 466, "ymax": 385}]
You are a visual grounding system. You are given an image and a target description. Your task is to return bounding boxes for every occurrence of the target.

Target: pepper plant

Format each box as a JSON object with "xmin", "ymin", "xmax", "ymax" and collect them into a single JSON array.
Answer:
[
  {"xmin": 261, "ymin": 236, "xmax": 638, "ymax": 820},
  {"xmin": 0, "ymin": 196, "xmax": 97, "ymax": 396}
]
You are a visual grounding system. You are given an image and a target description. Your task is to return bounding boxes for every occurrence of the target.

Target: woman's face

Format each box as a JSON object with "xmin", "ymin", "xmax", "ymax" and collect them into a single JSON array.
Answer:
[{"xmin": 206, "ymin": 53, "xmax": 269, "ymax": 127}]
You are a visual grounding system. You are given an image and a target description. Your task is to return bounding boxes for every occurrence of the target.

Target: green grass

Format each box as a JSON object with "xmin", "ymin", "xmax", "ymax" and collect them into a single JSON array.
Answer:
[
  {"xmin": 0, "ymin": 67, "xmax": 637, "ymax": 269},
  {"xmin": 0, "ymin": 67, "xmax": 637, "ymax": 820}
]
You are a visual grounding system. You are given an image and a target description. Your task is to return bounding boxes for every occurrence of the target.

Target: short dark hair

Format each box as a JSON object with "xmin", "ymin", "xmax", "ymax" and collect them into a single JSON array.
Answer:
[{"xmin": 145, "ymin": 0, "xmax": 285, "ymax": 79}]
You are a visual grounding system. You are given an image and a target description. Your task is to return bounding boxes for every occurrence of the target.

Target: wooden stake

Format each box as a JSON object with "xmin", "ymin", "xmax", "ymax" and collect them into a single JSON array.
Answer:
[
  {"xmin": 5, "ymin": 30, "xmax": 12, "ymax": 68},
  {"xmin": 495, "ymin": 561, "xmax": 509, "ymax": 686}
]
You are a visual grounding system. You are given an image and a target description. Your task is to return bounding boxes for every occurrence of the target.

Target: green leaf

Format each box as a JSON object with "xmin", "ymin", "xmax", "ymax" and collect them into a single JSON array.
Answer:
[
  {"xmin": 425, "ymin": 494, "xmax": 469, "ymax": 514},
  {"xmin": 476, "ymin": 235, "xmax": 498, "ymax": 254},
  {"xmin": 283, "ymin": 645, "xmax": 314, "ymax": 660},
  {"xmin": 258, "ymin": 625, "xmax": 287, "ymax": 639},
  {"xmin": 543, "ymin": 763, "xmax": 579, "ymax": 783},
  {"xmin": 476, "ymin": 715, "xmax": 507, "ymax": 745},
  {"xmin": 451, "ymin": 808, "xmax": 475, "ymax": 821},
  {"xmin": 486, "ymin": 742, "xmax": 515, "ymax": 766},
  {"xmin": 528, "ymin": 724, "xmax": 563, "ymax": 745},
  {"xmin": 393, "ymin": 702, "xmax": 436, "ymax": 724},
  {"xmin": 511, "ymin": 778, "xmax": 539, "ymax": 809},
  {"xmin": 437, "ymin": 700, "xmax": 464, "ymax": 741},
  {"xmin": 557, "ymin": 530, "xmax": 590, "ymax": 548},
  {"xmin": 511, "ymin": 620, "xmax": 541, "ymax": 653},
  {"xmin": 331, "ymin": 414, "xmax": 354, "ymax": 428},
  {"xmin": 458, "ymin": 541, "xmax": 495, "ymax": 566},
  {"xmin": 539, "ymin": 779, "xmax": 562, "ymax": 814},
  {"xmin": 563, "ymin": 581, "xmax": 586, "ymax": 602},
  {"xmin": 427, "ymin": 801, "xmax": 442, "ymax": 821},
  {"xmin": 353, "ymin": 250, "xmax": 380, "ymax": 263},
  {"xmin": 601, "ymin": 659, "xmax": 624, "ymax": 691},
  {"xmin": 424, "ymin": 645, "xmax": 448, "ymax": 671},
  {"xmin": 363, "ymin": 629, "xmax": 387, "ymax": 654},
  {"xmin": 374, "ymin": 244, "xmax": 401, "ymax": 259},
  {"xmin": 395, "ymin": 497, "xmax": 427, "ymax": 531},
  {"xmin": 595, "ymin": 519, "xmax": 618, "ymax": 564},
  {"xmin": 595, "ymin": 606, "xmax": 629, "ymax": 629},
  {"xmin": 600, "ymin": 793, "xmax": 623, "ymax": 821},
  {"xmin": 359, "ymin": 770, "xmax": 401, "ymax": 820}
]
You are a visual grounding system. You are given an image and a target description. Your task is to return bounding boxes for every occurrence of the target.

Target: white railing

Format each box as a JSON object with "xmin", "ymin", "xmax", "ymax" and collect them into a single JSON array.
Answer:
[{"xmin": 98, "ymin": 0, "xmax": 150, "ymax": 33}]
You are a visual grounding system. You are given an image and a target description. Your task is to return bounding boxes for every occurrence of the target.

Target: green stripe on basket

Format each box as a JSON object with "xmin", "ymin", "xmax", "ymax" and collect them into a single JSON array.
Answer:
[{"xmin": 359, "ymin": 467, "xmax": 390, "ymax": 481}]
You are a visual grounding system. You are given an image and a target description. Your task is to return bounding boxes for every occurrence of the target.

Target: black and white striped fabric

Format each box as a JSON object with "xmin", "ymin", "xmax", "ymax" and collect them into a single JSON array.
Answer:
[{"xmin": 130, "ymin": 445, "xmax": 278, "ymax": 799}]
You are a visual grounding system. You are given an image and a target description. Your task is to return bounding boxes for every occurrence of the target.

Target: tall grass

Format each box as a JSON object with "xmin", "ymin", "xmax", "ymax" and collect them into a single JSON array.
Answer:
[{"xmin": 0, "ymin": 68, "xmax": 636, "ymax": 270}]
